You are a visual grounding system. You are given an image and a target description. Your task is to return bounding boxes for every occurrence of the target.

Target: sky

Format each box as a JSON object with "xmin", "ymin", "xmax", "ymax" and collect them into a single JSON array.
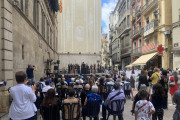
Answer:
[{"xmin": 102, "ymin": 0, "xmax": 118, "ymax": 34}]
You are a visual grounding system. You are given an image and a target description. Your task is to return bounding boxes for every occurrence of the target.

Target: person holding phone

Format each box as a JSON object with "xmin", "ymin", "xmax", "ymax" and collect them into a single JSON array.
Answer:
[
  {"xmin": 9, "ymin": 71, "xmax": 37, "ymax": 120},
  {"xmin": 26, "ymin": 64, "xmax": 37, "ymax": 82}
]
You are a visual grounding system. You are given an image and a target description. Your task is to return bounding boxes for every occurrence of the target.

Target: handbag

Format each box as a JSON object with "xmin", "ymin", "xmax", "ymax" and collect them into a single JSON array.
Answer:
[{"xmin": 170, "ymin": 77, "xmax": 175, "ymax": 86}]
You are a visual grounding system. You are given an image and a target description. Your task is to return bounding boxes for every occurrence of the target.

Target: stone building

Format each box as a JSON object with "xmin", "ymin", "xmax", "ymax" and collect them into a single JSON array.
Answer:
[
  {"xmin": 57, "ymin": 0, "xmax": 102, "ymax": 69},
  {"xmin": 0, "ymin": 0, "xmax": 59, "ymax": 112}
]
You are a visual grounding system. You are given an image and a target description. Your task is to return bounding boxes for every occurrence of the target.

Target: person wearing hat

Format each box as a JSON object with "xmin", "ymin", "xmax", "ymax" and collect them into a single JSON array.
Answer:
[
  {"xmin": 159, "ymin": 70, "xmax": 169, "ymax": 109},
  {"xmin": 131, "ymin": 84, "xmax": 149, "ymax": 115}
]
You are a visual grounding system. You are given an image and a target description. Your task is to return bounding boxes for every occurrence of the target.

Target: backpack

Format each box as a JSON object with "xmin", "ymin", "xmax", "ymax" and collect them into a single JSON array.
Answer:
[
  {"xmin": 124, "ymin": 82, "xmax": 131, "ymax": 90},
  {"xmin": 130, "ymin": 76, "xmax": 135, "ymax": 82}
]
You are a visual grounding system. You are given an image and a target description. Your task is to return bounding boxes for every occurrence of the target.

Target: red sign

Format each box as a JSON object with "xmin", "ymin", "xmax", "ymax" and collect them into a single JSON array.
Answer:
[
  {"xmin": 157, "ymin": 45, "xmax": 164, "ymax": 53},
  {"xmin": 142, "ymin": 42, "xmax": 156, "ymax": 52},
  {"xmin": 158, "ymin": 52, "xmax": 163, "ymax": 56}
]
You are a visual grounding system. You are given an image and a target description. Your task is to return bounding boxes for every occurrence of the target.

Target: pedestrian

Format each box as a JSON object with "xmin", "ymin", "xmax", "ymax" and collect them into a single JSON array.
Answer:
[
  {"xmin": 172, "ymin": 80, "xmax": 180, "ymax": 120},
  {"xmin": 150, "ymin": 68, "xmax": 161, "ymax": 93},
  {"xmin": 136, "ymin": 74, "xmax": 140, "ymax": 91},
  {"xmin": 130, "ymin": 69, "xmax": 135, "ymax": 90},
  {"xmin": 169, "ymin": 71, "xmax": 178, "ymax": 106},
  {"xmin": 138, "ymin": 70, "xmax": 148, "ymax": 90},
  {"xmin": 160, "ymin": 70, "xmax": 169, "ymax": 109},
  {"xmin": 148, "ymin": 67, "xmax": 154, "ymax": 94},
  {"xmin": 150, "ymin": 83, "xmax": 165, "ymax": 120},
  {"xmin": 26, "ymin": 64, "xmax": 37, "ymax": 82},
  {"xmin": 135, "ymin": 90, "xmax": 155, "ymax": 120}
]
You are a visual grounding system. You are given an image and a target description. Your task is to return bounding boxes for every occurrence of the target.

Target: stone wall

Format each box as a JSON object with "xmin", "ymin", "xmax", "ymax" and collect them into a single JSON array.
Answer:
[{"xmin": 0, "ymin": 0, "xmax": 58, "ymax": 113}]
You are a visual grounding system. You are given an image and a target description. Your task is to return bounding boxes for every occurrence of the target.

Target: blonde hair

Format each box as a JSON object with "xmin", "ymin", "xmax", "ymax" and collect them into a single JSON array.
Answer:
[
  {"xmin": 145, "ymin": 71, "xmax": 148, "ymax": 76},
  {"xmin": 58, "ymin": 78, "xmax": 61, "ymax": 82}
]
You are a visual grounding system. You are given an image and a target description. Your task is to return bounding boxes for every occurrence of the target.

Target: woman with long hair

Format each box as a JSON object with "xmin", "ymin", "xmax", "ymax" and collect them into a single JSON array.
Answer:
[
  {"xmin": 42, "ymin": 89, "xmax": 60, "ymax": 120},
  {"xmin": 169, "ymin": 71, "xmax": 178, "ymax": 105},
  {"xmin": 150, "ymin": 83, "xmax": 165, "ymax": 120},
  {"xmin": 138, "ymin": 70, "xmax": 148, "ymax": 90},
  {"xmin": 130, "ymin": 69, "xmax": 135, "ymax": 90},
  {"xmin": 173, "ymin": 81, "xmax": 180, "ymax": 120}
]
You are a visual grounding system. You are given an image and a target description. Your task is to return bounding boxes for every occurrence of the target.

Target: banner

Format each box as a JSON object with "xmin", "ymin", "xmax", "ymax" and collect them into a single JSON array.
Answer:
[{"xmin": 59, "ymin": 0, "xmax": 62, "ymax": 13}]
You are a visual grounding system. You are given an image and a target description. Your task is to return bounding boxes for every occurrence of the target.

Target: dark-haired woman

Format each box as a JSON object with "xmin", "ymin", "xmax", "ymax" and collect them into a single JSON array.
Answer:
[
  {"xmin": 150, "ymin": 83, "xmax": 165, "ymax": 120},
  {"xmin": 138, "ymin": 70, "xmax": 148, "ymax": 90},
  {"xmin": 41, "ymin": 89, "xmax": 60, "ymax": 120}
]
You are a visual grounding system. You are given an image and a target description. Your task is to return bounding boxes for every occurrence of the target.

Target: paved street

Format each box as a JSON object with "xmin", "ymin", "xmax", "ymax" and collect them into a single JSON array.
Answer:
[{"xmin": 1, "ymin": 90, "xmax": 176, "ymax": 120}]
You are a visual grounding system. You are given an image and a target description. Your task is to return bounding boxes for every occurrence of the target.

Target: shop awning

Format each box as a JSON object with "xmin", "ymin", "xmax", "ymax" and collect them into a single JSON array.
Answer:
[
  {"xmin": 132, "ymin": 52, "xmax": 158, "ymax": 65},
  {"xmin": 125, "ymin": 64, "xmax": 133, "ymax": 68}
]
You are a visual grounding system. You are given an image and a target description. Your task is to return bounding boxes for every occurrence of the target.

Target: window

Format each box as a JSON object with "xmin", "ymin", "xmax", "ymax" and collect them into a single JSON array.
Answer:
[
  {"xmin": 146, "ymin": 39, "xmax": 149, "ymax": 45},
  {"xmin": 146, "ymin": 0, "xmax": 149, "ymax": 5},
  {"xmin": 50, "ymin": 28, "xmax": 52, "ymax": 47},
  {"xmin": 25, "ymin": 0, "xmax": 28, "ymax": 16},
  {"xmin": 153, "ymin": 11, "xmax": 158, "ymax": 19},
  {"xmin": 119, "ymin": 14, "xmax": 121, "ymax": 20},
  {"xmin": 47, "ymin": 23, "xmax": 49, "ymax": 43},
  {"xmin": 127, "ymin": 15, "xmax": 130, "ymax": 25},
  {"xmin": 146, "ymin": 17, "xmax": 149, "ymax": 24},
  {"xmin": 124, "ymin": 6, "xmax": 126, "ymax": 12},
  {"xmin": 139, "ymin": 39, "xmax": 142, "ymax": 47},
  {"xmin": 42, "ymin": 11, "xmax": 45, "ymax": 38},
  {"xmin": 124, "ymin": 18, "xmax": 126, "ymax": 28},
  {"xmin": 127, "ymin": 0, "xmax": 130, "ymax": 9},
  {"xmin": 20, "ymin": 0, "xmax": 23, "ymax": 11},
  {"xmin": 179, "ymin": 9, "xmax": 180, "ymax": 19},
  {"xmin": 33, "ymin": 0, "xmax": 39, "ymax": 29},
  {"xmin": 22, "ymin": 45, "xmax": 24, "ymax": 60}
]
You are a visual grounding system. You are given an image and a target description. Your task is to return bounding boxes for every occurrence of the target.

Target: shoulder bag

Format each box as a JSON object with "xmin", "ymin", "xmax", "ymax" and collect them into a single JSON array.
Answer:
[{"xmin": 170, "ymin": 77, "xmax": 175, "ymax": 86}]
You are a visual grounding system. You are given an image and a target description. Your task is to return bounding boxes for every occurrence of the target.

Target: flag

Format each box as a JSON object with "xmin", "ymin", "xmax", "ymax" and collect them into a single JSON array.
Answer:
[{"xmin": 59, "ymin": 0, "xmax": 62, "ymax": 13}]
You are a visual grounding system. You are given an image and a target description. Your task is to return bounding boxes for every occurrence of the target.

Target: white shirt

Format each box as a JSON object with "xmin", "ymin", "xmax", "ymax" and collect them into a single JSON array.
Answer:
[
  {"xmin": 9, "ymin": 84, "xmax": 37, "ymax": 120},
  {"xmin": 42, "ymin": 85, "xmax": 53, "ymax": 92},
  {"xmin": 80, "ymin": 79, "xmax": 83, "ymax": 83},
  {"xmin": 39, "ymin": 82, "xmax": 46, "ymax": 89},
  {"xmin": 107, "ymin": 81, "xmax": 115, "ymax": 85}
]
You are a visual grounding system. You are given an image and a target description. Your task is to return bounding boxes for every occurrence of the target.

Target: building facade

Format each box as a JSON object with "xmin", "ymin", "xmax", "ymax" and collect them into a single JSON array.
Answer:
[
  {"xmin": 101, "ymin": 34, "xmax": 109, "ymax": 67},
  {"xmin": 131, "ymin": 0, "xmax": 143, "ymax": 69},
  {"xmin": 113, "ymin": 0, "xmax": 131, "ymax": 70},
  {"xmin": 0, "ymin": 0, "xmax": 59, "ymax": 112},
  {"xmin": 58, "ymin": 0, "xmax": 102, "ymax": 69},
  {"xmin": 140, "ymin": 0, "xmax": 172, "ymax": 69},
  {"xmin": 172, "ymin": 0, "xmax": 180, "ymax": 70}
]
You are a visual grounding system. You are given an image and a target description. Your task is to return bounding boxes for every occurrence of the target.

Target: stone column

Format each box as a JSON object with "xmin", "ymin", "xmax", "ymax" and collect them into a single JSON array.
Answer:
[{"xmin": 0, "ymin": 0, "xmax": 13, "ymax": 113}]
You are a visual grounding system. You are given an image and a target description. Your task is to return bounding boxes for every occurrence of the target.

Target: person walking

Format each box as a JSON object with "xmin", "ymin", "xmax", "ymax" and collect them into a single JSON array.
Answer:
[
  {"xmin": 173, "ymin": 81, "xmax": 180, "ymax": 120},
  {"xmin": 26, "ymin": 64, "xmax": 37, "ymax": 82},
  {"xmin": 150, "ymin": 68, "xmax": 161, "ymax": 93},
  {"xmin": 130, "ymin": 69, "xmax": 135, "ymax": 90},
  {"xmin": 150, "ymin": 83, "xmax": 165, "ymax": 120},
  {"xmin": 138, "ymin": 70, "xmax": 148, "ymax": 90},
  {"xmin": 169, "ymin": 71, "xmax": 178, "ymax": 106}
]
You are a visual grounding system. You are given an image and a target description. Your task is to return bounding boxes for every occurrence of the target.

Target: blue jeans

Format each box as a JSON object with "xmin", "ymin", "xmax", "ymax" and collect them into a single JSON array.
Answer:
[
  {"xmin": 28, "ymin": 78, "xmax": 34, "ymax": 83},
  {"xmin": 10, "ymin": 116, "xmax": 34, "ymax": 120}
]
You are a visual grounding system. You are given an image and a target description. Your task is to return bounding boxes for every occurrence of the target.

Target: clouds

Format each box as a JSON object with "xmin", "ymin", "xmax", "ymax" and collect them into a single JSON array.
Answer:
[{"xmin": 102, "ymin": 0, "xmax": 118, "ymax": 34}]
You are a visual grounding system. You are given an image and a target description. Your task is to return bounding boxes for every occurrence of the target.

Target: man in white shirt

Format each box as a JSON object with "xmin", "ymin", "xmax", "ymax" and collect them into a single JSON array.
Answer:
[
  {"xmin": 62, "ymin": 77, "xmax": 68, "ymax": 85},
  {"xmin": 42, "ymin": 81, "xmax": 53, "ymax": 92},
  {"xmin": 9, "ymin": 71, "xmax": 37, "ymax": 120}
]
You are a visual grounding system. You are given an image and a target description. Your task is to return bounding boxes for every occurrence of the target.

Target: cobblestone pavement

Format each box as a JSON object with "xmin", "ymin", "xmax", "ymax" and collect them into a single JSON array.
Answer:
[{"xmin": 1, "ymin": 90, "xmax": 176, "ymax": 120}]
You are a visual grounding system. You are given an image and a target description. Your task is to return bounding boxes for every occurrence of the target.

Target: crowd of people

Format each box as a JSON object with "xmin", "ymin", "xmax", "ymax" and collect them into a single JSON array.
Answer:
[
  {"xmin": 67, "ymin": 62, "xmax": 104, "ymax": 74},
  {"xmin": 7, "ymin": 65, "xmax": 180, "ymax": 120}
]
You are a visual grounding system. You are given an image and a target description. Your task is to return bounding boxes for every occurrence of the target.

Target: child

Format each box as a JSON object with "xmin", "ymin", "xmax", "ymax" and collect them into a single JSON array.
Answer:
[
  {"xmin": 150, "ymin": 83, "xmax": 165, "ymax": 120},
  {"xmin": 135, "ymin": 90, "xmax": 155, "ymax": 120}
]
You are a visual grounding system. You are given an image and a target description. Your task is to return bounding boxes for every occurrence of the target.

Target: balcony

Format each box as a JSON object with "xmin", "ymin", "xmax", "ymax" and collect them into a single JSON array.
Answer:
[
  {"xmin": 131, "ymin": 26, "xmax": 141, "ymax": 38},
  {"xmin": 109, "ymin": 33, "xmax": 113, "ymax": 39},
  {"xmin": 131, "ymin": 47, "xmax": 142, "ymax": 55},
  {"xmin": 132, "ymin": 11, "xmax": 136, "ymax": 21},
  {"xmin": 135, "ymin": 6, "xmax": 141, "ymax": 16},
  {"xmin": 130, "ymin": 0, "xmax": 135, "ymax": 5},
  {"xmin": 142, "ymin": 0, "xmax": 158, "ymax": 14},
  {"xmin": 143, "ymin": 19, "xmax": 158, "ymax": 37}
]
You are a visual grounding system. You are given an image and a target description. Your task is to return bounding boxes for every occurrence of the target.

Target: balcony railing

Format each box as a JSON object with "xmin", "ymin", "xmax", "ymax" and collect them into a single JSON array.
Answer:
[
  {"xmin": 142, "ymin": 42, "xmax": 158, "ymax": 52},
  {"xmin": 131, "ymin": 47, "xmax": 142, "ymax": 55},
  {"xmin": 143, "ymin": 19, "xmax": 158, "ymax": 33},
  {"xmin": 142, "ymin": 0, "xmax": 158, "ymax": 13},
  {"xmin": 135, "ymin": 6, "xmax": 141, "ymax": 16},
  {"xmin": 131, "ymin": 26, "xmax": 141, "ymax": 37}
]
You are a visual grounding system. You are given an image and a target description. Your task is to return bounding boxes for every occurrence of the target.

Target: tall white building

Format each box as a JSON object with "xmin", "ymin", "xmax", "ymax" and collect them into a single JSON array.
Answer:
[{"xmin": 57, "ymin": 0, "xmax": 102, "ymax": 69}]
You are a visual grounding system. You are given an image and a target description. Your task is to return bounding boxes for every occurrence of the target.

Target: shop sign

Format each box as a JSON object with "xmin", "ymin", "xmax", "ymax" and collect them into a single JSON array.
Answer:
[
  {"xmin": 174, "ymin": 43, "xmax": 179, "ymax": 47},
  {"xmin": 142, "ymin": 42, "xmax": 156, "ymax": 52}
]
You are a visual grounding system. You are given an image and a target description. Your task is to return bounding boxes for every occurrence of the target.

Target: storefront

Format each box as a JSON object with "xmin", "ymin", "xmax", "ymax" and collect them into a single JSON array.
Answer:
[
  {"xmin": 122, "ymin": 57, "xmax": 131, "ymax": 70},
  {"xmin": 125, "ymin": 52, "xmax": 162, "ymax": 70}
]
